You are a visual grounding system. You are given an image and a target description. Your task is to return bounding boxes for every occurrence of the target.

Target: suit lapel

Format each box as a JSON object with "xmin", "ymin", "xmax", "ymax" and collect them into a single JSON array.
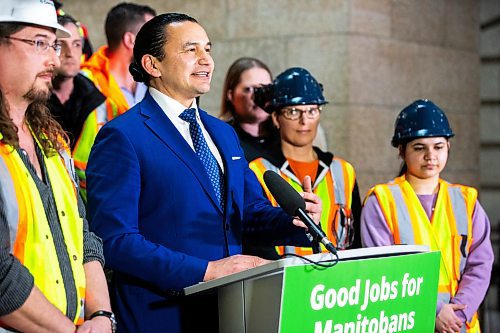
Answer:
[{"xmin": 140, "ymin": 93, "xmax": 222, "ymax": 213}]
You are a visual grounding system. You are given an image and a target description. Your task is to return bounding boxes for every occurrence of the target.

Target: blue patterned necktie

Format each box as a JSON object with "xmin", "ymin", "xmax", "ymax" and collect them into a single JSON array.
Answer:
[{"xmin": 179, "ymin": 108, "xmax": 225, "ymax": 209}]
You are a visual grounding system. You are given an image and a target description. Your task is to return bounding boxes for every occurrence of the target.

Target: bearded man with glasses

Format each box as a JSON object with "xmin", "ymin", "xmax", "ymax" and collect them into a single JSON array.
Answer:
[
  {"xmin": 249, "ymin": 67, "xmax": 362, "ymax": 259},
  {"xmin": 0, "ymin": 0, "xmax": 112, "ymax": 332}
]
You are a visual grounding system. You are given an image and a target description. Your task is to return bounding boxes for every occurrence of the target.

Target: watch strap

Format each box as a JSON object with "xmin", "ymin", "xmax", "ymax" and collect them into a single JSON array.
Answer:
[{"xmin": 89, "ymin": 310, "xmax": 117, "ymax": 333}]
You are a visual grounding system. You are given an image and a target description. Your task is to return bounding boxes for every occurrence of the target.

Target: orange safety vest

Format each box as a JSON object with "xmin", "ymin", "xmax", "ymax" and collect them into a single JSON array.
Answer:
[
  {"xmin": 0, "ymin": 132, "xmax": 86, "ymax": 325},
  {"xmin": 250, "ymin": 156, "xmax": 356, "ymax": 255},
  {"xmin": 366, "ymin": 175, "xmax": 480, "ymax": 333},
  {"xmin": 81, "ymin": 45, "xmax": 129, "ymax": 118}
]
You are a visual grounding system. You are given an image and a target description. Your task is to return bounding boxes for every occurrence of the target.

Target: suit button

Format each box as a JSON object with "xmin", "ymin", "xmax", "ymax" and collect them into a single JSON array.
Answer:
[{"xmin": 167, "ymin": 289, "xmax": 183, "ymax": 297}]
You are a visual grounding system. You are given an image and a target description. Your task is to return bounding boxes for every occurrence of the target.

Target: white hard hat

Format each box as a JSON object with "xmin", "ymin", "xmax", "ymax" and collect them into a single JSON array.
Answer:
[{"xmin": 0, "ymin": 0, "xmax": 70, "ymax": 38}]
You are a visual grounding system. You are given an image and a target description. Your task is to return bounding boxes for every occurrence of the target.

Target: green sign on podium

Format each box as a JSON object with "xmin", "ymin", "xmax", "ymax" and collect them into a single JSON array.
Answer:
[{"xmin": 280, "ymin": 251, "xmax": 440, "ymax": 333}]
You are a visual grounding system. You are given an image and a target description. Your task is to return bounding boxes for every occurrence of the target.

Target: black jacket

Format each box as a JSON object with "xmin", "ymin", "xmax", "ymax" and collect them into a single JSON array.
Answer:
[{"xmin": 49, "ymin": 73, "xmax": 105, "ymax": 149}]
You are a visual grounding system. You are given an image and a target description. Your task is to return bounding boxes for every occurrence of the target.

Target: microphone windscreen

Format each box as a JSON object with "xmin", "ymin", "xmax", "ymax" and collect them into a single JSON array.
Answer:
[{"xmin": 263, "ymin": 170, "xmax": 306, "ymax": 216}]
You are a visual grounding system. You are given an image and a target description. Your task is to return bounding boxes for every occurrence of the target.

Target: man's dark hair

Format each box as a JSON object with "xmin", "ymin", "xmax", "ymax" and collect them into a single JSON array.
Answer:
[
  {"xmin": 105, "ymin": 2, "xmax": 156, "ymax": 52},
  {"xmin": 57, "ymin": 14, "xmax": 79, "ymax": 28},
  {"xmin": 0, "ymin": 23, "xmax": 24, "ymax": 42},
  {"xmin": 129, "ymin": 13, "xmax": 198, "ymax": 86}
]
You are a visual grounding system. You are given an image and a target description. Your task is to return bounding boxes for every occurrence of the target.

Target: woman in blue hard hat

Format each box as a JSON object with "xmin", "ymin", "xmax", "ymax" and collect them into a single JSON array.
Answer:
[
  {"xmin": 248, "ymin": 67, "xmax": 362, "ymax": 259},
  {"xmin": 361, "ymin": 99, "xmax": 493, "ymax": 333}
]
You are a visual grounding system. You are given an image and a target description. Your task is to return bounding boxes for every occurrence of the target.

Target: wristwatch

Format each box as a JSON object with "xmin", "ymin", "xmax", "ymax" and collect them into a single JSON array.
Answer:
[{"xmin": 89, "ymin": 310, "xmax": 117, "ymax": 333}]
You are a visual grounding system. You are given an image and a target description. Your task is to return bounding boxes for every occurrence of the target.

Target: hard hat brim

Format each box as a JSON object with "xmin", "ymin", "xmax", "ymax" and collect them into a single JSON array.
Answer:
[
  {"xmin": 391, "ymin": 133, "xmax": 455, "ymax": 147},
  {"xmin": 0, "ymin": 16, "xmax": 71, "ymax": 37}
]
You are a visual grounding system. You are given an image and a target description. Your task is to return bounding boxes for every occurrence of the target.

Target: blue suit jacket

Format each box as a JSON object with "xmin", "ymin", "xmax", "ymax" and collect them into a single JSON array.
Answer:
[{"xmin": 87, "ymin": 92, "xmax": 310, "ymax": 332}]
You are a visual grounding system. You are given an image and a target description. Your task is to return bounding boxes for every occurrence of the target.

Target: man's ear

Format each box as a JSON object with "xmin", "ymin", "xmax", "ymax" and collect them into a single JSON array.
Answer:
[
  {"xmin": 142, "ymin": 55, "xmax": 161, "ymax": 78},
  {"xmin": 123, "ymin": 31, "xmax": 136, "ymax": 50}
]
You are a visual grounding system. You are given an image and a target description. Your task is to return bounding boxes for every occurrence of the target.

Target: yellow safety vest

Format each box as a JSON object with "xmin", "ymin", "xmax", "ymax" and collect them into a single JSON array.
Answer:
[
  {"xmin": 72, "ymin": 101, "xmax": 108, "ymax": 202},
  {"xmin": 367, "ymin": 175, "xmax": 480, "ymax": 332},
  {"xmin": 0, "ymin": 132, "xmax": 86, "ymax": 325},
  {"xmin": 250, "ymin": 156, "xmax": 356, "ymax": 255}
]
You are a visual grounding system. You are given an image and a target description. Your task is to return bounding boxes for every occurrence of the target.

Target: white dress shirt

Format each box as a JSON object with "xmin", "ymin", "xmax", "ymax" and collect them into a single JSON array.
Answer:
[{"xmin": 149, "ymin": 87, "xmax": 224, "ymax": 173}]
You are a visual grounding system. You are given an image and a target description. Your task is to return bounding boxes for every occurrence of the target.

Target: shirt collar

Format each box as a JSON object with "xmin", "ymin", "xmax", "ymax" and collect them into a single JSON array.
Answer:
[{"xmin": 148, "ymin": 87, "xmax": 198, "ymax": 119}]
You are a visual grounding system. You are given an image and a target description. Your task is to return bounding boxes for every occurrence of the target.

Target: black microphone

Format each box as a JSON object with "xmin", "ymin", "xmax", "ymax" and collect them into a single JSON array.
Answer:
[{"xmin": 263, "ymin": 170, "xmax": 337, "ymax": 255}]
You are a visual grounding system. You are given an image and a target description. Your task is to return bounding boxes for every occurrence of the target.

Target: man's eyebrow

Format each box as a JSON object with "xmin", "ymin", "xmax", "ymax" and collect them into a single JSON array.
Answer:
[
  {"xmin": 182, "ymin": 41, "xmax": 198, "ymax": 48},
  {"xmin": 32, "ymin": 33, "xmax": 57, "ymax": 42},
  {"xmin": 182, "ymin": 41, "xmax": 212, "ymax": 48},
  {"xmin": 33, "ymin": 33, "xmax": 50, "ymax": 38}
]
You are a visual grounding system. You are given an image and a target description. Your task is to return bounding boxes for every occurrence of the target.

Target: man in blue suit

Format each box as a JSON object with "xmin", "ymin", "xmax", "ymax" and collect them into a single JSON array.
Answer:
[{"xmin": 87, "ymin": 13, "xmax": 321, "ymax": 333}]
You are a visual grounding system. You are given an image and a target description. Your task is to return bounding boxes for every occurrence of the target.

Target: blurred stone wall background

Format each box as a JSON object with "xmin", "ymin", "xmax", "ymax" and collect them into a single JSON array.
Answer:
[
  {"xmin": 63, "ymin": 0, "xmax": 499, "ymax": 328},
  {"xmin": 64, "ymin": 0, "xmax": 481, "ymax": 194}
]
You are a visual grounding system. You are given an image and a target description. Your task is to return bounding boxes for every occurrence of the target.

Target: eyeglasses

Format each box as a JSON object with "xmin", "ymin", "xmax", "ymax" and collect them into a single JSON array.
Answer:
[
  {"xmin": 2, "ymin": 36, "xmax": 62, "ymax": 56},
  {"xmin": 331, "ymin": 204, "xmax": 355, "ymax": 250},
  {"xmin": 280, "ymin": 106, "xmax": 321, "ymax": 120}
]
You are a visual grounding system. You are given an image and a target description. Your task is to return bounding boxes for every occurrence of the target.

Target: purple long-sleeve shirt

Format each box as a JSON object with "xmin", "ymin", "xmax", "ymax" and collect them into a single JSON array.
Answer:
[{"xmin": 361, "ymin": 192, "xmax": 494, "ymax": 323}]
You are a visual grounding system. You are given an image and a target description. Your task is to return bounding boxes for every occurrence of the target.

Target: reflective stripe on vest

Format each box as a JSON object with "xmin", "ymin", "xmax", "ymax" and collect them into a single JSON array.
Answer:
[
  {"xmin": 330, "ymin": 159, "xmax": 346, "ymax": 206},
  {"xmin": 249, "ymin": 157, "xmax": 356, "ymax": 255},
  {"xmin": 387, "ymin": 185, "xmax": 415, "ymax": 244},
  {"xmin": 449, "ymin": 186, "xmax": 469, "ymax": 275},
  {"xmin": 0, "ymin": 154, "xmax": 20, "ymax": 249},
  {"xmin": 0, "ymin": 132, "xmax": 86, "ymax": 324}
]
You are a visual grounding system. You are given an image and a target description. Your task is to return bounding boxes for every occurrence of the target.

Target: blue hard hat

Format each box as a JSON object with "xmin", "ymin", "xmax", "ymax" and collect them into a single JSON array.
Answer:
[
  {"xmin": 391, "ymin": 99, "xmax": 454, "ymax": 147},
  {"xmin": 264, "ymin": 67, "xmax": 328, "ymax": 112}
]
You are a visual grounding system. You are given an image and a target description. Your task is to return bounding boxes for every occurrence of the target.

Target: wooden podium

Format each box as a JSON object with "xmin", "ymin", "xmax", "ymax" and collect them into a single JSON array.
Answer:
[{"xmin": 185, "ymin": 245, "xmax": 439, "ymax": 333}]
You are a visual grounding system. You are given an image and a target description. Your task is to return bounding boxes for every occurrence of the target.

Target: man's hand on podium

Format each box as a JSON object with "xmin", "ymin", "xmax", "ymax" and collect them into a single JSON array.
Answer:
[{"xmin": 204, "ymin": 255, "xmax": 270, "ymax": 281}]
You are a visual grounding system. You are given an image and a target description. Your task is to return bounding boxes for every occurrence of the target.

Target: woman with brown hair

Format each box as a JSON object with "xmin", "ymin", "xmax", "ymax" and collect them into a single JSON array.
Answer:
[{"xmin": 220, "ymin": 57, "xmax": 280, "ymax": 162}]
